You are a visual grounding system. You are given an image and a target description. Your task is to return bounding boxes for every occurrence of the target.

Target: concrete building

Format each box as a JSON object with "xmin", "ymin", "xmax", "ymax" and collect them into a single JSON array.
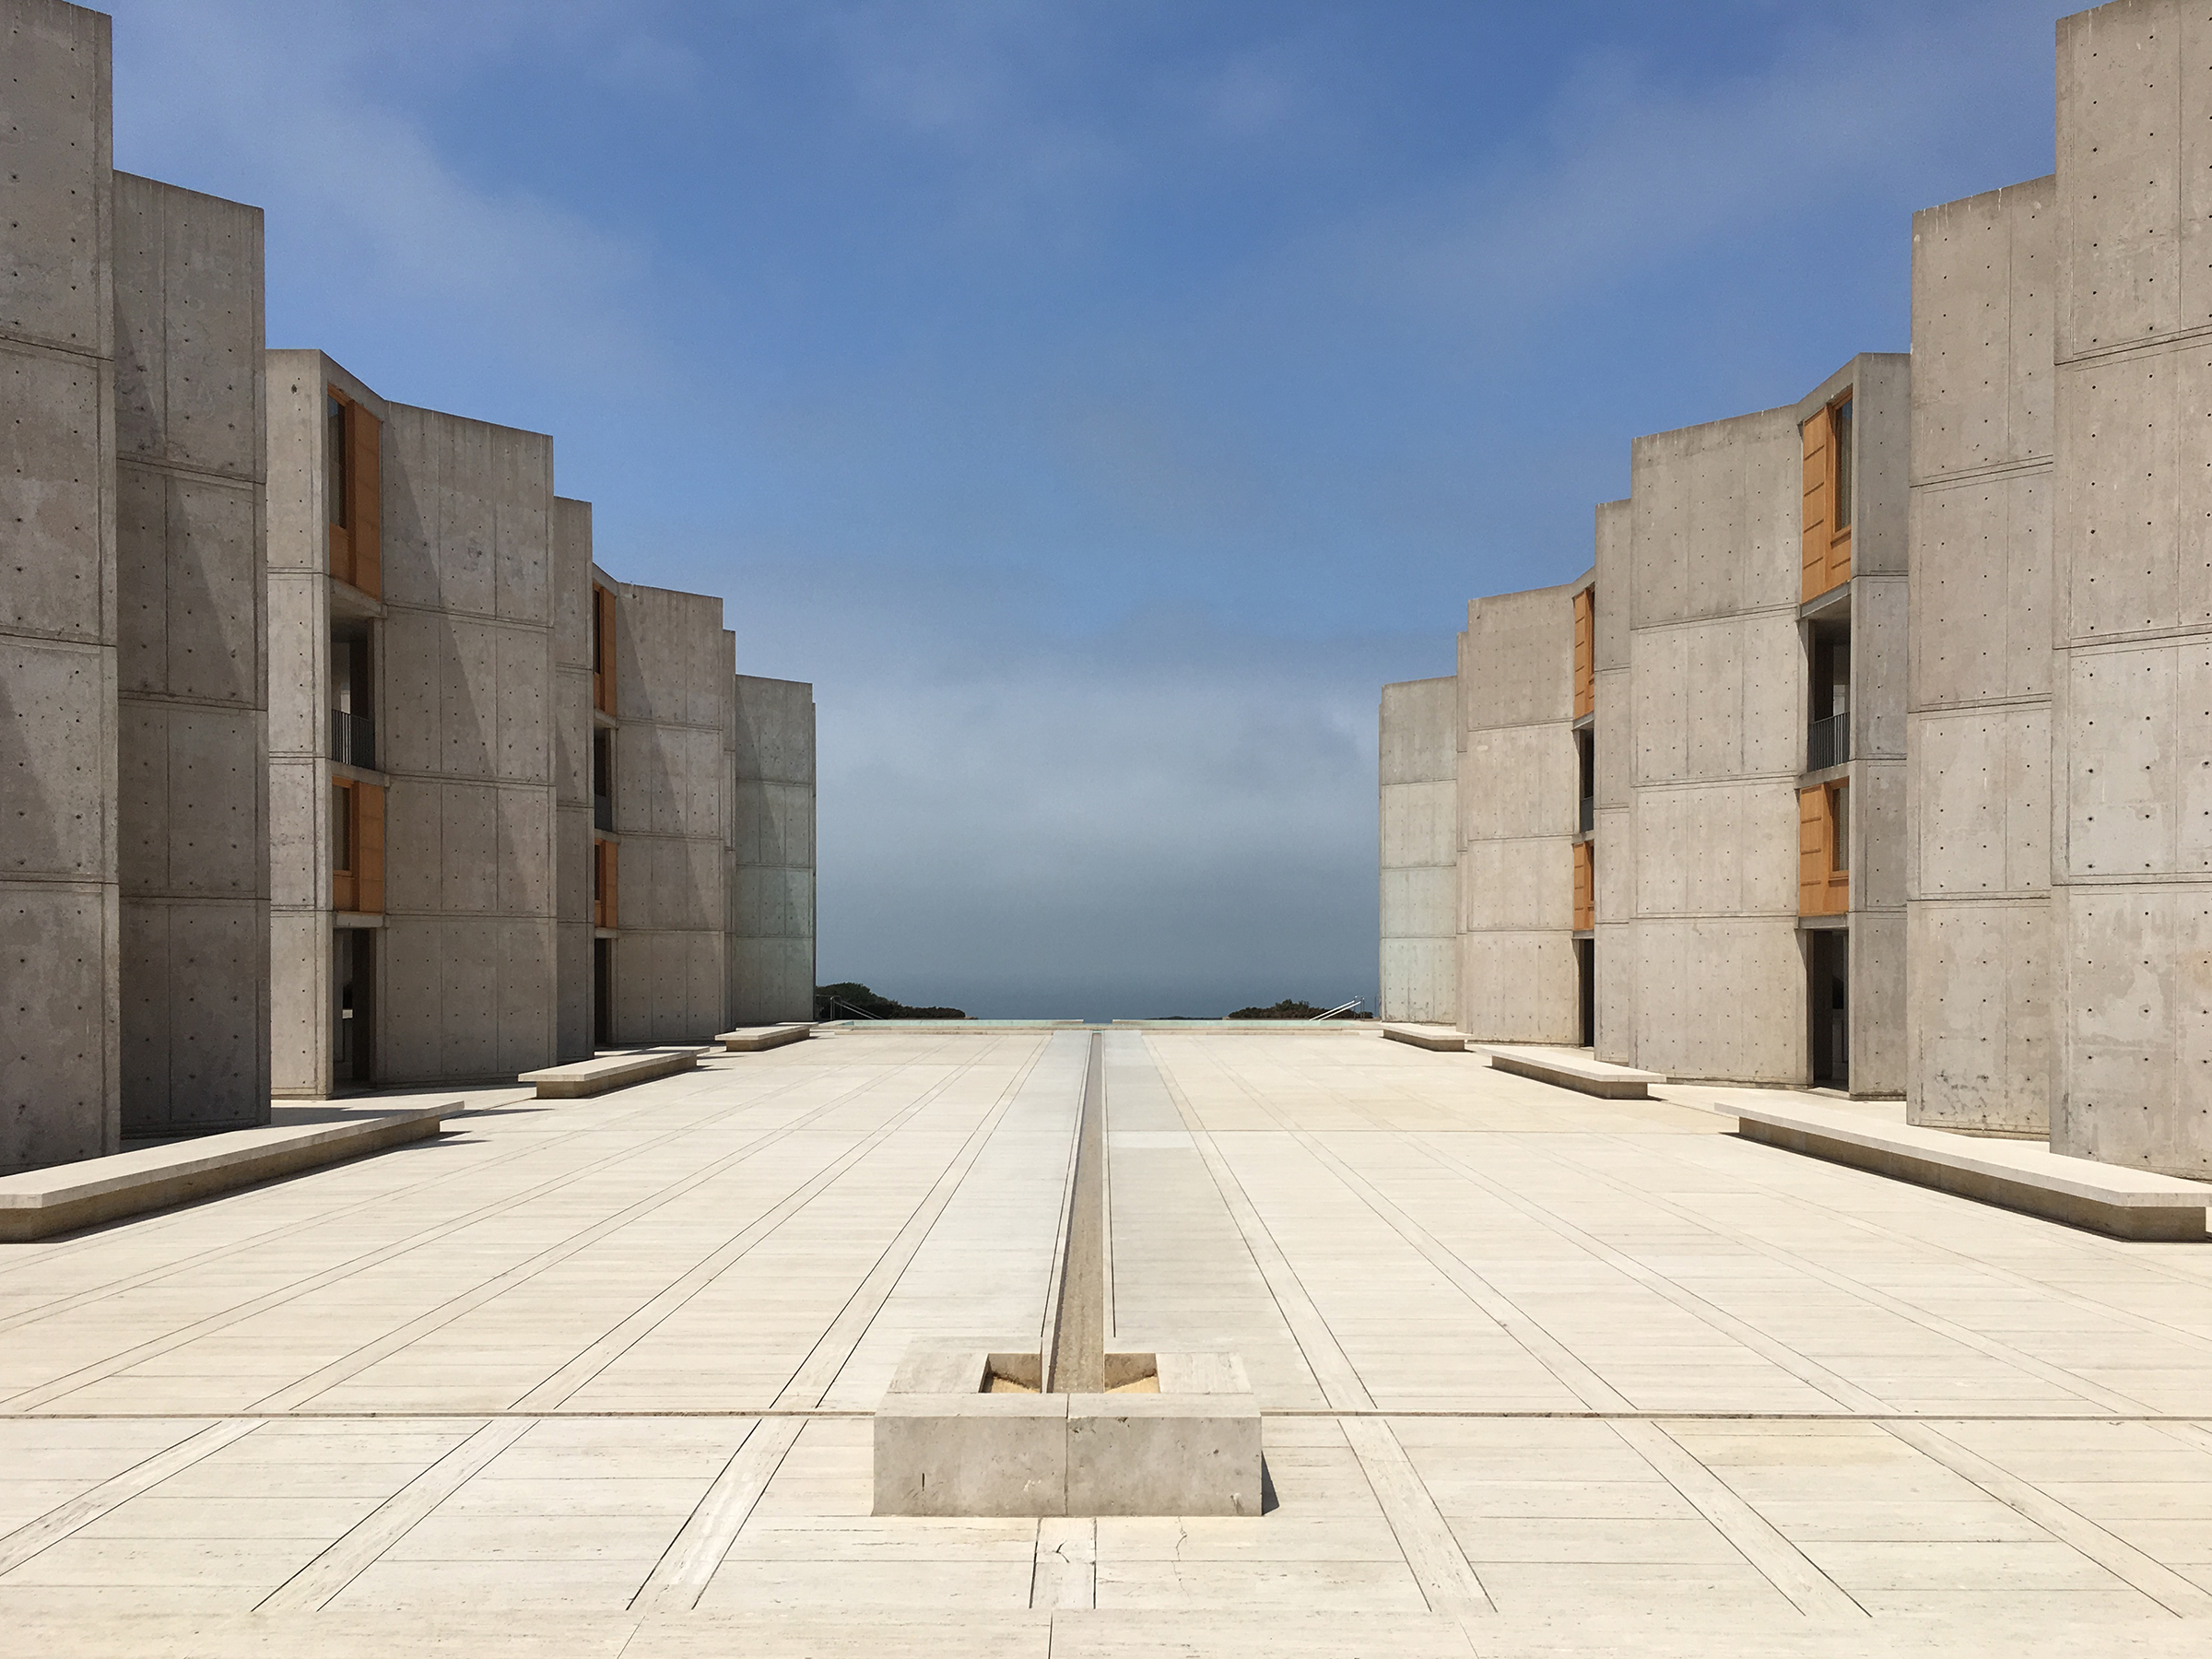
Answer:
[
  {"xmin": 262, "ymin": 353, "xmax": 818, "ymax": 1094},
  {"xmin": 4, "ymin": 0, "xmax": 270, "ymax": 1171},
  {"xmin": 3, "ymin": 0, "xmax": 818, "ymax": 1153},
  {"xmin": 1382, "ymin": 0, "xmax": 2212, "ymax": 1178},
  {"xmin": 1377, "ymin": 677, "xmax": 1456, "ymax": 1023}
]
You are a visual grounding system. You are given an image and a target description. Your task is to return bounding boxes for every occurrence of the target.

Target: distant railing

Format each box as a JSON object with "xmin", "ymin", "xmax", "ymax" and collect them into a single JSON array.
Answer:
[
  {"xmin": 1807, "ymin": 712, "xmax": 1850, "ymax": 772},
  {"xmin": 594, "ymin": 794, "xmax": 614, "ymax": 832},
  {"xmin": 1579, "ymin": 794, "xmax": 1594, "ymax": 835},
  {"xmin": 1306, "ymin": 999, "xmax": 1363, "ymax": 1022},
  {"xmin": 331, "ymin": 708, "xmax": 376, "ymax": 770}
]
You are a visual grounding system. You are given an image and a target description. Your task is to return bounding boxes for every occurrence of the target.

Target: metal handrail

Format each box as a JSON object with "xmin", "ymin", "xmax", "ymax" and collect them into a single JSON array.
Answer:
[
  {"xmin": 1308, "ymin": 999, "xmax": 1363, "ymax": 1022},
  {"xmin": 1807, "ymin": 711, "xmax": 1851, "ymax": 771},
  {"xmin": 331, "ymin": 708, "xmax": 376, "ymax": 770}
]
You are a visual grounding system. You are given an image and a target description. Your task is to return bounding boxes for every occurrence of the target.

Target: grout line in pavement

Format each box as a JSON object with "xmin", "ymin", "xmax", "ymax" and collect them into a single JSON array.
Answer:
[
  {"xmin": 11, "ymin": 1406, "xmax": 2212, "ymax": 1420},
  {"xmin": 0, "ymin": 1060, "xmax": 939, "ymax": 1414},
  {"xmin": 254, "ymin": 1416, "xmax": 535, "ymax": 1612},
  {"xmin": 633, "ymin": 1418, "xmax": 797, "ymax": 1613},
  {"xmin": 0, "ymin": 1418, "xmax": 261, "ymax": 1576},
  {"xmin": 1142, "ymin": 1036, "xmax": 1495, "ymax": 1618}
]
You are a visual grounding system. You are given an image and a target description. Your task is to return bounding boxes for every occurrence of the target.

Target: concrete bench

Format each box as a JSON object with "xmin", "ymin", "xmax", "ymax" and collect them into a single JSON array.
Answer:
[
  {"xmin": 0, "ymin": 1102, "xmax": 453, "ymax": 1242},
  {"xmin": 1381, "ymin": 1024, "xmax": 1468, "ymax": 1053},
  {"xmin": 517, "ymin": 1048, "xmax": 704, "ymax": 1099},
  {"xmin": 1729, "ymin": 1100, "xmax": 2212, "ymax": 1241},
  {"xmin": 715, "ymin": 1024, "xmax": 814, "ymax": 1053},
  {"xmin": 1476, "ymin": 1045, "xmax": 1665, "ymax": 1099}
]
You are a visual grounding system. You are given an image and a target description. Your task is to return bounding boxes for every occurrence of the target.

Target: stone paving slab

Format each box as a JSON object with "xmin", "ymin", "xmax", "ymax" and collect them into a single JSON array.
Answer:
[{"xmin": 3, "ymin": 1033, "xmax": 2212, "ymax": 1651}]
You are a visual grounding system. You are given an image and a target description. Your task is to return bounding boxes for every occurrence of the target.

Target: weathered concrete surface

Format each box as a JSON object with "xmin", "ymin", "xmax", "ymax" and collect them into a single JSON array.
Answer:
[
  {"xmin": 517, "ymin": 1046, "xmax": 701, "ymax": 1098},
  {"xmin": 607, "ymin": 579, "xmax": 732, "ymax": 1046},
  {"xmin": 551, "ymin": 497, "xmax": 594, "ymax": 1060},
  {"xmin": 376, "ymin": 405, "xmax": 559, "ymax": 1082},
  {"xmin": 2048, "ymin": 0, "xmax": 2212, "ymax": 1176},
  {"xmin": 1378, "ymin": 676, "xmax": 1457, "ymax": 1023},
  {"xmin": 112, "ymin": 172, "xmax": 268, "ymax": 1136},
  {"xmin": 730, "ymin": 673, "xmax": 817, "ymax": 1026},
  {"xmin": 1479, "ymin": 1043, "xmax": 1663, "ymax": 1099},
  {"xmin": 264, "ymin": 350, "xmax": 384, "ymax": 1098},
  {"xmin": 0, "ymin": 0, "xmax": 118, "ymax": 1171},
  {"xmin": 1457, "ymin": 584, "xmax": 1579, "ymax": 1042},
  {"xmin": 1624, "ymin": 407, "xmax": 1806, "ymax": 1083},
  {"xmin": 1908, "ymin": 177, "xmax": 2056, "ymax": 1134},
  {"xmin": 1591, "ymin": 500, "xmax": 1634, "ymax": 1066}
]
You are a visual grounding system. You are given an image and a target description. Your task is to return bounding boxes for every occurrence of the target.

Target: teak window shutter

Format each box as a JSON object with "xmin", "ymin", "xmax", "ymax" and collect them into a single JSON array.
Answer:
[
  {"xmin": 349, "ymin": 405, "xmax": 382, "ymax": 598},
  {"xmin": 1798, "ymin": 786, "xmax": 1827, "ymax": 914},
  {"xmin": 1572, "ymin": 841, "xmax": 1594, "ymax": 931},
  {"xmin": 1800, "ymin": 412, "xmax": 1830, "ymax": 603},
  {"xmin": 1572, "ymin": 589, "xmax": 1594, "ymax": 719},
  {"xmin": 356, "ymin": 783, "xmax": 385, "ymax": 914}
]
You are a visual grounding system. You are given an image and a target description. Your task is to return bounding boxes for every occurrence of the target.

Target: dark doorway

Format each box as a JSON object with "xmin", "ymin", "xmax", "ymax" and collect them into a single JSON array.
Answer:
[
  {"xmin": 334, "ymin": 928, "xmax": 372, "ymax": 1086},
  {"xmin": 1575, "ymin": 937, "xmax": 1595, "ymax": 1049},
  {"xmin": 1808, "ymin": 930, "xmax": 1848, "ymax": 1088},
  {"xmin": 594, "ymin": 936, "xmax": 613, "ymax": 1049}
]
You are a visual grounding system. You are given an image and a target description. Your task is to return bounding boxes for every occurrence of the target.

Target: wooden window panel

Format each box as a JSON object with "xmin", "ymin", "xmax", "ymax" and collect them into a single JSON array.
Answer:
[
  {"xmin": 1798, "ymin": 785, "xmax": 1827, "ymax": 915},
  {"xmin": 1572, "ymin": 588, "xmax": 1594, "ymax": 719},
  {"xmin": 356, "ymin": 782, "xmax": 385, "ymax": 914},
  {"xmin": 1572, "ymin": 841, "xmax": 1594, "ymax": 932},
  {"xmin": 1800, "ymin": 409, "xmax": 1831, "ymax": 603},
  {"xmin": 594, "ymin": 838, "xmax": 618, "ymax": 930}
]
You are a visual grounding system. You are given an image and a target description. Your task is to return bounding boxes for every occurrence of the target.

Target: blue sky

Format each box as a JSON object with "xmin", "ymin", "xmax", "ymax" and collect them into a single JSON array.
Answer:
[{"xmin": 109, "ymin": 0, "xmax": 2068, "ymax": 1018}]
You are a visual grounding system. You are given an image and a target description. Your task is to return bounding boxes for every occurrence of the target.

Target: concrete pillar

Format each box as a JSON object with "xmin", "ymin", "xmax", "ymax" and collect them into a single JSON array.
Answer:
[
  {"xmin": 1456, "ymin": 584, "xmax": 1581, "ymax": 1042},
  {"xmin": 1623, "ymin": 409, "xmax": 1806, "ymax": 1083},
  {"xmin": 1378, "ymin": 676, "xmax": 1457, "ymax": 1023},
  {"xmin": 2049, "ymin": 0, "xmax": 2212, "ymax": 1174},
  {"xmin": 112, "ymin": 173, "xmax": 268, "ymax": 1135},
  {"xmin": 1906, "ymin": 179, "xmax": 2056, "ymax": 1133},
  {"xmin": 1592, "ymin": 500, "xmax": 1635, "ymax": 1064},
  {"xmin": 606, "ymin": 580, "xmax": 732, "ymax": 1045},
  {"xmin": 730, "ymin": 674, "xmax": 818, "ymax": 1025},
  {"xmin": 0, "ymin": 0, "xmax": 118, "ymax": 1170},
  {"xmin": 552, "ymin": 499, "xmax": 593, "ymax": 1058}
]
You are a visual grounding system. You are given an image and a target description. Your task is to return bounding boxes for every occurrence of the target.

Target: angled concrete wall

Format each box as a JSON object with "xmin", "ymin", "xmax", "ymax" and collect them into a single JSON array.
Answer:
[
  {"xmin": 607, "ymin": 580, "xmax": 731, "ymax": 1045},
  {"xmin": 1378, "ymin": 676, "xmax": 1457, "ymax": 1023},
  {"xmin": 1457, "ymin": 584, "xmax": 1579, "ymax": 1042},
  {"xmin": 2049, "ymin": 0, "xmax": 2212, "ymax": 1175},
  {"xmin": 1625, "ymin": 408, "xmax": 1806, "ymax": 1083},
  {"xmin": 1591, "ymin": 501, "xmax": 1635, "ymax": 1064},
  {"xmin": 552, "ymin": 499, "xmax": 593, "ymax": 1059},
  {"xmin": 0, "ymin": 0, "xmax": 118, "ymax": 1170},
  {"xmin": 1907, "ymin": 178, "xmax": 2056, "ymax": 1133},
  {"xmin": 730, "ymin": 674, "xmax": 818, "ymax": 1026},
  {"xmin": 112, "ymin": 173, "xmax": 267, "ymax": 1135},
  {"xmin": 377, "ymin": 406, "xmax": 559, "ymax": 1082}
]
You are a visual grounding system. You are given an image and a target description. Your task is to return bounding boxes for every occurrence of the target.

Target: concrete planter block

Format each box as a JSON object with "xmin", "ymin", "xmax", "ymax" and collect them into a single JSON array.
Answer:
[
  {"xmin": 873, "ymin": 1342, "xmax": 1261, "ymax": 1517},
  {"xmin": 1067, "ymin": 1391, "xmax": 1262, "ymax": 1516},
  {"xmin": 874, "ymin": 1391, "xmax": 1067, "ymax": 1517}
]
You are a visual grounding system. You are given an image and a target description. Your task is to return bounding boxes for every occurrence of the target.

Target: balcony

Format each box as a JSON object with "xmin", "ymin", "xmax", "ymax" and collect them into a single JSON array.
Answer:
[
  {"xmin": 1807, "ymin": 712, "xmax": 1850, "ymax": 772},
  {"xmin": 331, "ymin": 708, "xmax": 376, "ymax": 771}
]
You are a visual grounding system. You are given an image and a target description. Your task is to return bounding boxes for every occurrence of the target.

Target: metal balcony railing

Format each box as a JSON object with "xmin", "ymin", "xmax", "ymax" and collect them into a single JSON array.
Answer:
[
  {"xmin": 1807, "ymin": 711, "xmax": 1851, "ymax": 772},
  {"xmin": 594, "ymin": 794, "xmax": 614, "ymax": 832},
  {"xmin": 331, "ymin": 708, "xmax": 376, "ymax": 770},
  {"xmin": 1579, "ymin": 794, "xmax": 1594, "ymax": 835}
]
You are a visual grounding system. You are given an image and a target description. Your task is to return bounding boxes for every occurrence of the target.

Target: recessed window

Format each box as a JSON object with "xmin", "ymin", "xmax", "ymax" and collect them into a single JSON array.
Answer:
[
  {"xmin": 332, "ymin": 782, "xmax": 352, "ymax": 875},
  {"xmin": 1832, "ymin": 397, "xmax": 1853, "ymax": 533},
  {"xmin": 1830, "ymin": 783, "xmax": 1851, "ymax": 875},
  {"xmin": 327, "ymin": 394, "xmax": 348, "ymax": 530}
]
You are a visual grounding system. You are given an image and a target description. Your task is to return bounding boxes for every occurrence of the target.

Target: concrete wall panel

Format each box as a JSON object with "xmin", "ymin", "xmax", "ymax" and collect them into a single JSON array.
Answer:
[
  {"xmin": 0, "ymin": 0, "xmax": 112, "ymax": 357},
  {"xmin": 1912, "ymin": 179, "xmax": 2055, "ymax": 477},
  {"xmin": 1460, "ymin": 931, "xmax": 1578, "ymax": 1045},
  {"xmin": 0, "ymin": 886, "xmax": 113, "ymax": 1170},
  {"xmin": 1634, "ymin": 921, "xmax": 1805, "ymax": 1083},
  {"xmin": 1908, "ymin": 900, "xmax": 2053, "ymax": 1134},
  {"xmin": 730, "ymin": 674, "xmax": 816, "ymax": 1027},
  {"xmin": 1909, "ymin": 474, "xmax": 2052, "ymax": 708},
  {"xmin": 1912, "ymin": 707, "xmax": 2052, "ymax": 896},
  {"xmin": 0, "ymin": 345, "xmax": 110, "ymax": 641}
]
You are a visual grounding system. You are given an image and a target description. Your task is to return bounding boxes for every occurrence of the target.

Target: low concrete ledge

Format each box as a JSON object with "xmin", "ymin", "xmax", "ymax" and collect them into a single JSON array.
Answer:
[
  {"xmin": 1381, "ymin": 1024, "xmax": 1467, "ymax": 1053},
  {"xmin": 1730, "ymin": 1100, "xmax": 2212, "ymax": 1241},
  {"xmin": 715, "ymin": 1024, "xmax": 814, "ymax": 1053},
  {"xmin": 1477, "ymin": 1044, "xmax": 1664, "ymax": 1099},
  {"xmin": 517, "ymin": 1048, "xmax": 704, "ymax": 1099},
  {"xmin": 874, "ymin": 1343, "xmax": 1261, "ymax": 1517},
  {"xmin": 0, "ymin": 1103, "xmax": 453, "ymax": 1242}
]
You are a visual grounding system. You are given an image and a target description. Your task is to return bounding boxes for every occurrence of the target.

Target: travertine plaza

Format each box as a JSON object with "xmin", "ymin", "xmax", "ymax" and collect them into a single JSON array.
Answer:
[{"xmin": 17, "ymin": 0, "xmax": 2212, "ymax": 1655}]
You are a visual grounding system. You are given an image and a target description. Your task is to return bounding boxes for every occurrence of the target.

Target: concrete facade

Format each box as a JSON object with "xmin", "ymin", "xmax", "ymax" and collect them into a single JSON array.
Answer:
[
  {"xmin": 730, "ymin": 674, "xmax": 818, "ymax": 1026},
  {"xmin": 1456, "ymin": 584, "xmax": 1581, "ymax": 1042},
  {"xmin": 1377, "ymin": 676, "xmax": 1457, "ymax": 1023},
  {"xmin": 3, "ymin": 1, "xmax": 271, "ymax": 1169},
  {"xmin": 1386, "ymin": 358, "xmax": 1912, "ymax": 1091},
  {"xmin": 1907, "ymin": 179, "xmax": 2056, "ymax": 1135}
]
